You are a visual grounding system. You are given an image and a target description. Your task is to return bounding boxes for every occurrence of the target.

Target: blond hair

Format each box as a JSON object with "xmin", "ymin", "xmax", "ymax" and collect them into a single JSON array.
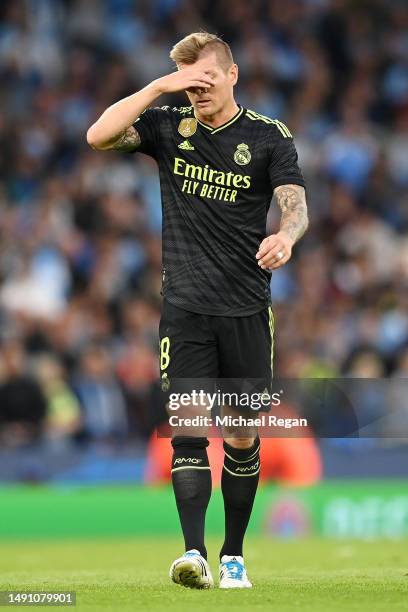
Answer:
[{"xmin": 169, "ymin": 32, "xmax": 233, "ymax": 71}]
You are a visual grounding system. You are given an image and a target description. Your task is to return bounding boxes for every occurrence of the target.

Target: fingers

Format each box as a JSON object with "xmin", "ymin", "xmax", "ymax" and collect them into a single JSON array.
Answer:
[
  {"xmin": 256, "ymin": 235, "xmax": 283, "ymax": 260},
  {"xmin": 192, "ymin": 71, "xmax": 215, "ymax": 86},
  {"xmin": 256, "ymin": 236, "xmax": 279, "ymax": 259},
  {"xmin": 188, "ymin": 79, "xmax": 214, "ymax": 89},
  {"xmin": 185, "ymin": 81, "xmax": 214, "ymax": 94},
  {"xmin": 256, "ymin": 235, "xmax": 292, "ymax": 270},
  {"xmin": 262, "ymin": 251, "xmax": 290, "ymax": 270},
  {"xmin": 263, "ymin": 243, "xmax": 286, "ymax": 260},
  {"xmin": 200, "ymin": 74, "xmax": 216, "ymax": 87},
  {"xmin": 192, "ymin": 80, "xmax": 215, "ymax": 89},
  {"xmin": 256, "ymin": 239, "xmax": 269, "ymax": 260},
  {"xmin": 183, "ymin": 69, "xmax": 214, "ymax": 87}
]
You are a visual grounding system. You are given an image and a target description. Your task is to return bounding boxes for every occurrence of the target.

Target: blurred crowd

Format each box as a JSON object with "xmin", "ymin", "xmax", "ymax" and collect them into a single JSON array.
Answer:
[{"xmin": 0, "ymin": 0, "xmax": 407, "ymax": 448}]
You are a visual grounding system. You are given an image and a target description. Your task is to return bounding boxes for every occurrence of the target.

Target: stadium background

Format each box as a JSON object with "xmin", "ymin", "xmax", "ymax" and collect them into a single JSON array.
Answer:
[{"xmin": 0, "ymin": 0, "xmax": 408, "ymax": 545}]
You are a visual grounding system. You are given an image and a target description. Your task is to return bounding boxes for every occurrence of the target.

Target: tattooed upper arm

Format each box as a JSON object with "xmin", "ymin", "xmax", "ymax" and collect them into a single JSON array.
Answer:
[
  {"xmin": 274, "ymin": 184, "xmax": 309, "ymax": 244},
  {"xmin": 110, "ymin": 126, "xmax": 141, "ymax": 152}
]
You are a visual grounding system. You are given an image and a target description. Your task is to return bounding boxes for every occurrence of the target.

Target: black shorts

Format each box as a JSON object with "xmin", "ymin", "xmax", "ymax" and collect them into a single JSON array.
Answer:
[{"xmin": 159, "ymin": 299, "xmax": 274, "ymax": 411}]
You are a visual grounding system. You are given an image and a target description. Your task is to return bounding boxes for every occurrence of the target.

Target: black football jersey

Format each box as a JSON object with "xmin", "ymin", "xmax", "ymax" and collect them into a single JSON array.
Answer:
[{"xmin": 132, "ymin": 104, "xmax": 305, "ymax": 316}]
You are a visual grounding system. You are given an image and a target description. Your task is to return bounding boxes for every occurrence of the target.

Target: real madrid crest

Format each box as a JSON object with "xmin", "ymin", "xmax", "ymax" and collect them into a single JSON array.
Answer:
[
  {"xmin": 234, "ymin": 143, "xmax": 251, "ymax": 166},
  {"xmin": 178, "ymin": 118, "xmax": 197, "ymax": 138}
]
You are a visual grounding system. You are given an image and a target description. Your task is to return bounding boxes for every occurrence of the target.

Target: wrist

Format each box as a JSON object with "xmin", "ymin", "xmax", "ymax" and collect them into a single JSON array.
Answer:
[
  {"xmin": 148, "ymin": 77, "xmax": 167, "ymax": 97},
  {"xmin": 277, "ymin": 230, "xmax": 295, "ymax": 246}
]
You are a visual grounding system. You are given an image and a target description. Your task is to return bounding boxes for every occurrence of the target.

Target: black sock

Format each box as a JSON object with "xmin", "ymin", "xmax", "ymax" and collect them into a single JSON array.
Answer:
[
  {"xmin": 220, "ymin": 437, "xmax": 260, "ymax": 559},
  {"xmin": 171, "ymin": 436, "xmax": 212, "ymax": 560}
]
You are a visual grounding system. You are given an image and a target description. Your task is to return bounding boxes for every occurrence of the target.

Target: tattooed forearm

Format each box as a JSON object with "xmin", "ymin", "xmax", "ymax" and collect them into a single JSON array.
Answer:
[
  {"xmin": 274, "ymin": 184, "xmax": 308, "ymax": 244},
  {"xmin": 111, "ymin": 126, "xmax": 141, "ymax": 151}
]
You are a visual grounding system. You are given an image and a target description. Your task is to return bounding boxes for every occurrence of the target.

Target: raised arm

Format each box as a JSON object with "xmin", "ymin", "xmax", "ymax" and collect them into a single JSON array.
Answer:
[
  {"xmin": 86, "ymin": 84, "xmax": 161, "ymax": 151},
  {"xmin": 86, "ymin": 65, "xmax": 215, "ymax": 151},
  {"xmin": 256, "ymin": 184, "xmax": 308, "ymax": 270}
]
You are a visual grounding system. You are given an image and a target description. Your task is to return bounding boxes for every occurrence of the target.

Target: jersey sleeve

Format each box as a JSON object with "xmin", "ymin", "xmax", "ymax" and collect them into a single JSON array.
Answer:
[
  {"xmin": 131, "ymin": 107, "xmax": 170, "ymax": 158},
  {"xmin": 268, "ymin": 129, "xmax": 306, "ymax": 191}
]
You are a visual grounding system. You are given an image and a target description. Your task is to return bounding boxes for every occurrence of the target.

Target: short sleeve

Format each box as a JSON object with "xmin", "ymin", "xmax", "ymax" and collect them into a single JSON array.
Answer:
[
  {"xmin": 131, "ymin": 107, "xmax": 168, "ymax": 158},
  {"xmin": 268, "ymin": 133, "xmax": 305, "ymax": 191}
]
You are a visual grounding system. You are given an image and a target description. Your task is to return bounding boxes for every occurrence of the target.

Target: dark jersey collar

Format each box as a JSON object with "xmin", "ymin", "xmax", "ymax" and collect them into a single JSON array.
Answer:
[{"xmin": 195, "ymin": 105, "xmax": 244, "ymax": 134}]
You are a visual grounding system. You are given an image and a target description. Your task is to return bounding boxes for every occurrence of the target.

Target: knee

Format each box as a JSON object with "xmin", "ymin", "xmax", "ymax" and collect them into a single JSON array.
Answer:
[{"xmin": 224, "ymin": 437, "xmax": 256, "ymax": 449}]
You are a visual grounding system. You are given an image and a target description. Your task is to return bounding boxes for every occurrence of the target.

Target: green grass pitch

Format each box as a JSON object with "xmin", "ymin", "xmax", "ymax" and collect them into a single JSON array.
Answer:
[{"xmin": 0, "ymin": 537, "xmax": 407, "ymax": 611}]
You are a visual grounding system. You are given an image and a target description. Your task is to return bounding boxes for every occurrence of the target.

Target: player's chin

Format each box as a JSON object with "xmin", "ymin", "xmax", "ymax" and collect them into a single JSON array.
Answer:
[
  {"xmin": 195, "ymin": 104, "xmax": 211, "ymax": 115},
  {"xmin": 195, "ymin": 100, "xmax": 216, "ymax": 115}
]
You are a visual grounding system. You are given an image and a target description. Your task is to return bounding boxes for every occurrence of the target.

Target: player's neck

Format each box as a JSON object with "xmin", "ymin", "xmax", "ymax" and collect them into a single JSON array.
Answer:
[{"xmin": 195, "ymin": 99, "xmax": 240, "ymax": 128}]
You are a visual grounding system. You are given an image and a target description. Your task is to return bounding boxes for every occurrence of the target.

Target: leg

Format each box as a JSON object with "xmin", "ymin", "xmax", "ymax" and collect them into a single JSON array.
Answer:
[
  {"xmin": 159, "ymin": 301, "xmax": 217, "ymax": 585},
  {"xmin": 171, "ymin": 436, "xmax": 211, "ymax": 558},
  {"xmin": 168, "ymin": 402, "xmax": 211, "ymax": 558},
  {"xmin": 214, "ymin": 307, "xmax": 273, "ymax": 573},
  {"xmin": 220, "ymin": 403, "xmax": 260, "ymax": 559}
]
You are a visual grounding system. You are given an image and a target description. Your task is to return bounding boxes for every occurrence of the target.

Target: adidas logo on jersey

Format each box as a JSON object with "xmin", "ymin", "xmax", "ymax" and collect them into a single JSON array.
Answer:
[{"xmin": 178, "ymin": 139, "xmax": 195, "ymax": 150}]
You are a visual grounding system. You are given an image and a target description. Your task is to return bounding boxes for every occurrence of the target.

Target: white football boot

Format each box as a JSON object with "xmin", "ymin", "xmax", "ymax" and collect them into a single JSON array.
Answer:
[
  {"xmin": 219, "ymin": 555, "xmax": 252, "ymax": 588},
  {"xmin": 170, "ymin": 549, "xmax": 214, "ymax": 589}
]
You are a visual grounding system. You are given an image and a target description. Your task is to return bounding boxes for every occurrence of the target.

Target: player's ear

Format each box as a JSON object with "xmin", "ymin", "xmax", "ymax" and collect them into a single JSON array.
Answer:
[{"xmin": 229, "ymin": 63, "xmax": 238, "ymax": 86}]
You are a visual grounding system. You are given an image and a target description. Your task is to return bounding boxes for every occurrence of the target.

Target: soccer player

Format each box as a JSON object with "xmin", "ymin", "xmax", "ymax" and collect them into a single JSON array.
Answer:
[{"xmin": 87, "ymin": 32, "xmax": 308, "ymax": 589}]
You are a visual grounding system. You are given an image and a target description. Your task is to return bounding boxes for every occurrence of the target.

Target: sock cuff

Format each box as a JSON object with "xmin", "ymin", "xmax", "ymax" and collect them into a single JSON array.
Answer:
[
  {"xmin": 171, "ymin": 437, "xmax": 210, "ymax": 472},
  {"xmin": 223, "ymin": 437, "xmax": 260, "ymax": 477},
  {"xmin": 171, "ymin": 436, "xmax": 209, "ymax": 450},
  {"xmin": 223, "ymin": 436, "xmax": 260, "ymax": 462}
]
